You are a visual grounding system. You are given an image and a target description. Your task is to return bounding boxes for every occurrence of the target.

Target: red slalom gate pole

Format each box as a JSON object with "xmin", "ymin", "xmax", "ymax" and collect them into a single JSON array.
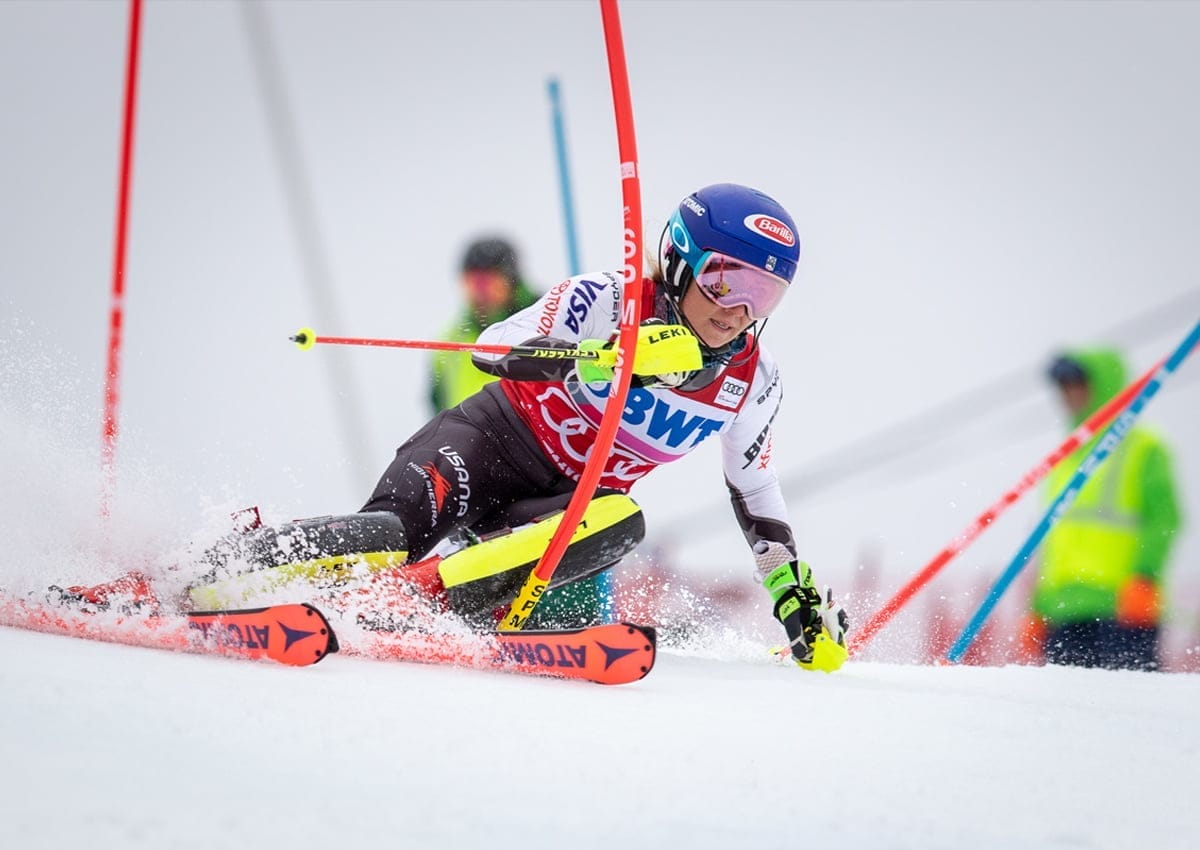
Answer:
[
  {"xmin": 100, "ymin": 0, "xmax": 144, "ymax": 518},
  {"xmin": 849, "ymin": 359, "xmax": 1162, "ymax": 655},
  {"xmin": 498, "ymin": 0, "xmax": 644, "ymax": 632}
]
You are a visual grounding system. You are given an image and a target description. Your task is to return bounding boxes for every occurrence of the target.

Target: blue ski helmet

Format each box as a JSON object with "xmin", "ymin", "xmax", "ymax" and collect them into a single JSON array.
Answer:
[{"xmin": 658, "ymin": 183, "xmax": 800, "ymax": 316}]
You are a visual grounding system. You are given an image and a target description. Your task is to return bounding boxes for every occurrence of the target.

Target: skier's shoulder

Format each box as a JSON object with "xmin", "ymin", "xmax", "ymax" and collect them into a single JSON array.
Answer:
[
  {"xmin": 570, "ymin": 270, "xmax": 625, "ymax": 303},
  {"xmin": 540, "ymin": 270, "xmax": 623, "ymax": 292},
  {"xmin": 535, "ymin": 271, "xmax": 623, "ymax": 335},
  {"xmin": 749, "ymin": 338, "xmax": 781, "ymax": 381}
]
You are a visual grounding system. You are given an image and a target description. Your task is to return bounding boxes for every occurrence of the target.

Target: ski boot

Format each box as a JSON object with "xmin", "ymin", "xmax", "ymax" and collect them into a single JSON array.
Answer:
[{"xmin": 188, "ymin": 510, "xmax": 409, "ymax": 609}]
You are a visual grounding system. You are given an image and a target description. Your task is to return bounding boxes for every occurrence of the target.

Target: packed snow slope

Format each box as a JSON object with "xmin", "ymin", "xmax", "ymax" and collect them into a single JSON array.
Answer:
[{"xmin": 2, "ymin": 623, "xmax": 1196, "ymax": 850}]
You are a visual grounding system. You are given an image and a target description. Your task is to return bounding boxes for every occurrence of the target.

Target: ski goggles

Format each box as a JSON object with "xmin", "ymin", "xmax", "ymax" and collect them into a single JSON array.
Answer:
[
  {"xmin": 668, "ymin": 212, "xmax": 790, "ymax": 320},
  {"xmin": 690, "ymin": 252, "xmax": 789, "ymax": 320}
]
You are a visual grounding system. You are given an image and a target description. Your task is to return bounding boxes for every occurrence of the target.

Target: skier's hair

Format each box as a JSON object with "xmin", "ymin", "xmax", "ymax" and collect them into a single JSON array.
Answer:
[{"xmin": 645, "ymin": 245, "xmax": 666, "ymax": 287}]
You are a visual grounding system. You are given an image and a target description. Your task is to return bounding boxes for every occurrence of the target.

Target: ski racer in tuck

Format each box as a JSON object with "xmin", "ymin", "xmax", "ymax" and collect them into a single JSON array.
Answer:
[
  {"xmin": 353, "ymin": 183, "xmax": 849, "ymax": 669},
  {"xmin": 63, "ymin": 183, "xmax": 849, "ymax": 671}
]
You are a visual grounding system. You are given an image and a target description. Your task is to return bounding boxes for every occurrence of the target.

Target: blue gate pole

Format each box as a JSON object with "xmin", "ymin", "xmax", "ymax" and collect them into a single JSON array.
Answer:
[{"xmin": 548, "ymin": 78, "xmax": 582, "ymax": 277}]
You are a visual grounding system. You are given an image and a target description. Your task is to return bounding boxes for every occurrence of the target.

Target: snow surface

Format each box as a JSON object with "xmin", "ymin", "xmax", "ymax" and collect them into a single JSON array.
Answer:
[{"xmin": 3, "ymin": 622, "xmax": 1198, "ymax": 850}]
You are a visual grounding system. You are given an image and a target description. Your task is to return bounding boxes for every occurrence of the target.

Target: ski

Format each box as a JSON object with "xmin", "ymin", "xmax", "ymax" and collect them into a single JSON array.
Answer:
[
  {"xmin": 0, "ymin": 595, "xmax": 338, "ymax": 667},
  {"xmin": 1, "ymin": 585, "xmax": 653, "ymax": 682},
  {"xmin": 350, "ymin": 621, "xmax": 657, "ymax": 685},
  {"xmin": 311, "ymin": 563, "xmax": 657, "ymax": 684},
  {"xmin": 179, "ymin": 507, "xmax": 657, "ymax": 683}
]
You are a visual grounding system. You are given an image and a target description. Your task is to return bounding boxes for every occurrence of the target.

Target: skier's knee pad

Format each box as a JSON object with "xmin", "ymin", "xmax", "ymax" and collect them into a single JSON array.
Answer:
[
  {"xmin": 439, "ymin": 493, "xmax": 644, "ymax": 619},
  {"xmin": 189, "ymin": 512, "xmax": 409, "ymax": 608}
]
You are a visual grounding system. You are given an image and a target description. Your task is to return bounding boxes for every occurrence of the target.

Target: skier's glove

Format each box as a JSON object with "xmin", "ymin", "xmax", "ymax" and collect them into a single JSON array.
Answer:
[
  {"xmin": 576, "ymin": 320, "xmax": 702, "ymax": 385},
  {"xmin": 763, "ymin": 561, "xmax": 850, "ymax": 672}
]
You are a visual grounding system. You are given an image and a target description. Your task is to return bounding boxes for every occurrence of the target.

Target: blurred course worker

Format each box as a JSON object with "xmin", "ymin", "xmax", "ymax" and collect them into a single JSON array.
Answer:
[
  {"xmin": 428, "ymin": 237, "xmax": 539, "ymax": 414},
  {"xmin": 1031, "ymin": 348, "xmax": 1183, "ymax": 670},
  {"xmin": 427, "ymin": 236, "xmax": 602, "ymax": 627}
]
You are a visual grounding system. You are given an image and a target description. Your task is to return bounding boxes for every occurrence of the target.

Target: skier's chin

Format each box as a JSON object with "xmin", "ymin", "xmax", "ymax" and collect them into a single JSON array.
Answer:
[{"xmin": 696, "ymin": 320, "xmax": 741, "ymax": 349}]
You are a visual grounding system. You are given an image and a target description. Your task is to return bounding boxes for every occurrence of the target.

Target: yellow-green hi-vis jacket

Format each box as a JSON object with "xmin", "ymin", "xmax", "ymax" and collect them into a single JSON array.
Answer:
[{"xmin": 1034, "ymin": 348, "xmax": 1182, "ymax": 626}]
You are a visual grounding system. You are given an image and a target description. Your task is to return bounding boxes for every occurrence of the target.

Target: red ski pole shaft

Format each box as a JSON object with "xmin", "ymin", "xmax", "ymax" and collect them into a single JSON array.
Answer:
[
  {"xmin": 849, "ymin": 358, "xmax": 1162, "ymax": 655},
  {"xmin": 290, "ymin": 327, "xmax": 605, "ymax": 362}
]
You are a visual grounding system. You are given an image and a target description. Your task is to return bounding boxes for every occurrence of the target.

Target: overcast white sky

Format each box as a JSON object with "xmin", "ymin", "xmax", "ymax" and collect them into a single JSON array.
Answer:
[{"xmin": 2, "ymin": 1, "xmax": 1198, "ymax": 622}]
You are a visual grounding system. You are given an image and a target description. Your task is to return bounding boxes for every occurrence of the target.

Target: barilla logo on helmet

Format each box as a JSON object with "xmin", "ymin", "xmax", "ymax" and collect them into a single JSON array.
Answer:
[{"xmin": 744, "ymin": 214, "xmax": 795, "ymax": 248}]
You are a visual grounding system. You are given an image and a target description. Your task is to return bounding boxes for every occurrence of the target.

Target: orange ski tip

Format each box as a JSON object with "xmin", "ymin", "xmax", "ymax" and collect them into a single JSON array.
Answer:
[
  {"xmin": 0, "ymin": 596, "xmax": 337, "ymax": 668},
  {"xmin": 186, "ymin": 603, "xmax": 338, "ymax": 666},
  {"xmin": 492, "ymin": 621, "xmax": 656, "ymax": 685}
]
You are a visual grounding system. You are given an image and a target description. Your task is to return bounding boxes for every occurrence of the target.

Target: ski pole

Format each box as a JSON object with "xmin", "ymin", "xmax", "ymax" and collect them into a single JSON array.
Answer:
[
  {"xmin": 850, "ymin": 357, "xmax": 1161, "ymax": 655},
  {"xmin": 292, "ymin": 327, "xmax": 700, "ymax": 377},
  {"xmin": 290, "ymin": 327, "xmax": 609, "ymax": 363},
  {"xmin": 946, "ymin": 318, "xmax": 1200, "ymax": 663}
]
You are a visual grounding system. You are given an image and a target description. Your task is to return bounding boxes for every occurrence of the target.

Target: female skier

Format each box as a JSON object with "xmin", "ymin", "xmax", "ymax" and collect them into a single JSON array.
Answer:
[
  {"xmin": 360, "ymin": 183, "xmax": 849, "ymax": 669},
  {"xmin": 60, "ymin": 183, "xmax": 849, "ymax": 671}
]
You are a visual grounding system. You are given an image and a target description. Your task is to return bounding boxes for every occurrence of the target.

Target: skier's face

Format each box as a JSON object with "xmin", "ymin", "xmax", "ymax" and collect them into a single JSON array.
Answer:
[{"xmin": 680, "ymin": 281, "xmax": 753, "ymax": 349}]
